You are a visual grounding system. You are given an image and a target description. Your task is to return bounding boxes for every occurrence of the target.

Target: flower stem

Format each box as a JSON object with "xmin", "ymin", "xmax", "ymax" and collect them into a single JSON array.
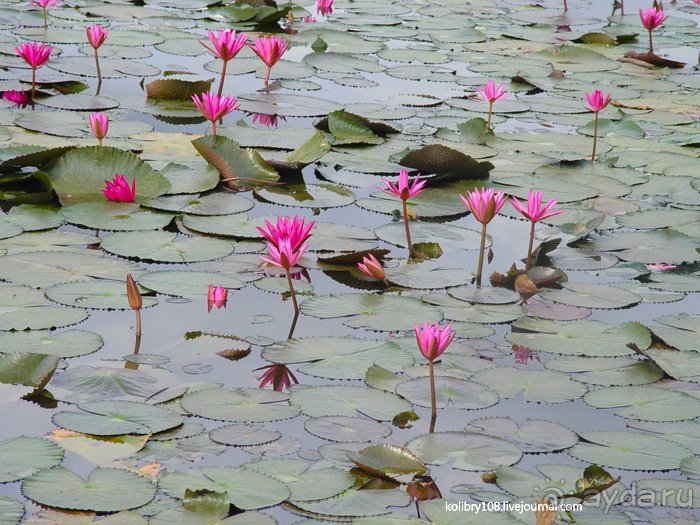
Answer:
[
  {"xmin": 486, "ymin": 101, "xmax": 493, "ymax": 129},
  {"xmin": 286, "ymin": 267, "xmax": 299, "ymax": 314},
  {"xmin": 591, "ymin": 111, "xmax": 598, "ymax": 162},
  {"xmin": 525, "ymin": 220, "xmax": 536, "ymax": 269},
  {"xmin": 135, "ymin": 309, "xmax": 142, "ymax": 339},
  {"xmin": 287, "ymin": 311, "xmax": 299, "ymax": 340},
  {"xmin": 476, "ymin": 222, "xmax": 487, "ymax": 287},
  {"xmin": 649, "ymin": 29, "xmax": 653, "ymax": 53},
  {"xmin": 428, "ymin": 359, "xmax": 437, "ymax": 433},
  {"xmin": 98, "ymin": 138, "xmax": 102, "ymax": 147},
  {"xmin": 564, "ymin": 0, "xmax": 568, "ymax": 10},
  {"xmin": 265, "ymin": 66, "xmax": 271, "ymax": 86},
  {"xmin": 212, "ymin": 121, "xmax": 217, "ymax": 136},
  {"xmin": 217, "ymin": 60, "xmax": 227, "ymax": 98},
  {"xmin": 403, "ymin": 200, "xmax": 414, "ymax": 258},
  {"xmin": 31, "ymin": 67, "xmax": 36, "ymax": 100},
  {"xmin": 43, "ymin": 7, "xmax": 47, "ymax": 29},
  {"xmin": 94, "ymin": 49, "xmax": 102, "ymax": 95}
]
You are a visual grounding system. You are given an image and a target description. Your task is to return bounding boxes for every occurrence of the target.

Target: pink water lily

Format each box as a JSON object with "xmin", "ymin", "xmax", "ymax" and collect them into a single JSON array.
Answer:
[
  {"xmin": 207, "ymin": 284, "xmax": 228, "ymax": 312},
  {"xmin": 511, "ymin": 190, "xmax": 564, "ymax": 268},
  {"xmin": 15, "ymin": 42, "xmax": 53, "ymax": 99},
  {"xmin": 585, "ymin": 91, "xmax": 612, "ymax": 162},
  {"xmin": 460, "ymin": 188, "xmax": 507, "ymax": 285},
  {"xmin": 475, "ymin": 80, "xmax": 510, "ymax": 129},
  {"xmin": 261, "ymin": 238, "xmax": 307, "ymax": 270},
  {"xmin": 3, "ymin": 90, "xmax": 28, "ymax": 108},
  {"xmin": 31, "ymin": 0, "xmax": 60, "ymax": 29},
  {"xmin": 191, "ymin": 92, "xmax": 240, "ymax": 135},
  {"xmin": 256, "ymin": 364, "xmax": 299, "ymax": 392},
  {"xmin": 647, "ymin": 263, "xmax": 677, "ymax": 271},
  {"xmin": 640, "ymin": 7, "xmax": 669, "ymax": 52},
  {"xmin": 415, "ymin": 322, "xmax": 455, "ymax": 433},
  {"xmin": 89, "ymin": 112, "xmax": 108, "ymax": 146},
  {"xmin": 248, "ymin": 36, "xmax": 290, "ymax": 85},
  {"xmin": 102, "ymin": 174, "xmax": 135, "ymax": 203},
  {"xmin": 379, "ymin": 170, "xmax": 426, "ymax": 258},
  {"xmin": 257, "ymin": 215, "xmax": 314, "ymax": 252},
  {"xmin": 358, "ymin": 254, "xmax": 389, "ymax": 286},
  {"xmin": 85, "ymin": 25, "xmax": 108, "ymax": 92},
  {"xmin": 317, "ymin": 0, "xmax": 333, "ymax": 16},
  {"xmin": 200, "ymin": 29, "xmax": 248, "ymax": 97}
]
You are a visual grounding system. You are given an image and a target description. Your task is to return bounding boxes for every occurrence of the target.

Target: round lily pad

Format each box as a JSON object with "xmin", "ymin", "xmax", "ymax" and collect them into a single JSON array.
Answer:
[
  {"xmin": 45, "ymin": 281, "xmax": 158, "ymax": 310},
  {"xmin": 385, "ymin": 260, "xmax": 474, "ymax": 289},
  {"xmin": 0, "ymin": 497, "xmax": 23, "ymax": 525},
  {"xmin": 137, "ymin": 271, "xmax": 245, "ymax": 299},
  {"xmin": 22, "ymin": 466, "xmax": 156, "ymax": 512},
  {"xmin": 101, "ymin": 231, "xmax": 234, "ymax": 263},
  {"xmin": 375, "ymin": 221, "xmax": 483, "ymax": 250},
  {"xmin": 396, "ymin": 377, "xmax": 499, "ymax": 410},
  {"xmin": 422, "ymin": 294, "xmax": 526, "ymax": 324},
  {"xmin": 145, "ymin": 193, "xmax": 254, "ymax": 215},
  {"xmin": 253, "ymin": 277, "xmax": 313, "ymax": 295},
  {"xmin": 289, "ymin": 385, "xmax": 411, "ymax": 420},
  {"xmin": 255, "ymin": 183, "xmax": 356, "ymax": 208},
  {"xmin": 632, "ymin": 479, "xmax": 700, "ymax": 508},
  {"xmin": 0, "ymin": 436, "xmax": 64, "ymax": 483},
  {"xmin": 209, "ymin": 424, "xmax": 282, "ymax": 447},
  {"xmin": 0, "ymin": 329, "xmax": 103, "ymax": 358},
  {"xmin": 406, "ymin": 432, "xmax": 522, "ymax": 471},
  {"xmin": 62, "ymin": 203, "xmax": 176, "ymax": 231},
  {"xmin": 262, "ymin": 337, "xmax": 413, "ymax": 380},
  {"xmin": 180, "ymin": 388, "xmax": 300, "ymax": 423},
  {"xmin": 465, "ymin": 417, "xmax": 578, "ymax": 453},
  {"xmin": 545, "ymin": 356, "xmax": 664, "ymax": 385},
  {"xmin": 447, "ymin": 286, "xmax": 519, "ymax": 304},
  {"xmin": 304, "ymin": 416, "xmax": 391, "ymax": 442},
  {"xmin": 472, "ymin": 367, "xmax": 588, "ymax": 403},
  {"xmin": 538, "ymin": 282, "xmax": 640, "ymax": 309},
  {"xmin": 299, "ymin": 293, "xmax": 443, "ymax": 331},
  {"xmin": 568, "ymin": 431, "xmax": 693, "ymax": 470},
  {"xmin": 583, "ymin": 386, "xmax": 700, "ymax": 422}
]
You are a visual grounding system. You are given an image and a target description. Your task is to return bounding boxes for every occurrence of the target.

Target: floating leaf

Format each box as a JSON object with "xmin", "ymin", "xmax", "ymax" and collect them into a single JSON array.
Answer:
[
  {"xmin": 209, "ymin": 424, "xmax": 281, "ymax": 447},
  {"xmin": 0, "ymin": 436, "xmax": 63, "ymax": 483},
  {"xmin": 538, "ymin": 282, "xmax": 640, "ymax": 309},
  {"xmin": 395, "ymin": 377, "xmax": 499, "ymax": 410},
  {"xmin": 347, "ymin": 444, "xmax": 426, "ymax": 482},
  {"xmin": 0, "ymin": 352, "xmax": 58, "ymax": 396},
  {"xmin": 545, "ymin": 356, "xmax": 663, "ymax": 386},
  {"xmin": 137, "ymin": 271, "xmax": 245, "ymax": 299},
  {"xmin": 385, "ymin": 260, "xmax": 473, "ymax": 289},
  {"xmin": 62, "ymin": 203, "xmax": 176, "ymax": 232},
  {"xmin": 101, "ymin": 231, "xmax": 234, "ymax": 263},
  {"xmin": 45, "ymin": 281, "xmax": 158, "ymax": 310},
  {"xmin": 375, "ymin": 222, "xmax": 483, "ymax": 250},
  {"xmin": 0, "ymin": 329, "xmax": 103, "ymax": 358},
  {"xmin": 145, "ymin": 76, "xmax": 214, "ymax": 100},
  {"xmin": 583, "ymin": 386, "xmax": 700, "ymax": 421},
  {"xmin": 328, "ymin": 110, "xmax": 384, "ymax": 146},
  {"xmin": 255, "ymin": 183, "xmax": 356, "ymax": 209},
  {"xmin": 472, "ymin": 367, "xmax": 587, "ymax": 403},
  {"xmin": 399, "ymin": 144, "xmax": 494, "ymax": 181},
  {"xmin": 180, "ymin": 387, "xmax": 301, "ymax": 422},
  {"xmin": 303, "ymin": 416, "xmax": 391, "ymax": 442},
  {"xmin": 466, "ymin": 417, "xmax": 578, "ymax": 453},
  {"xmin": 289, "ymin": 385, "xmax": 411, "ymax": 420}
]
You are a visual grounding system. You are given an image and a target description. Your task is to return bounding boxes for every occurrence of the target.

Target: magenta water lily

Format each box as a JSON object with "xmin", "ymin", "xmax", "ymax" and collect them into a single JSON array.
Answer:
[
  {"xmin": 380, "ymin": 169, "xmax": 426, "ymax": 258},
  {"xmin": 200, "ymin": 29, "xmax": 248, "ymax": 97},
  {"xmin": 585, "ymin": 90, "xmax": 611, "ymax": 162},
  {"xmin": 15, "ymin": 42, "xmax": 53, "ymax": 100},
  {"xmin": 191, "ymin": 92, "xmax": 240, "ymax": 136},
  {"xmin": 460, "ymin": 188, "xmax": 507, "ymax": 286},
  {"xmin": 415, "ymin": 322, "xmax": 455, "ymax": 433},
  {"xmin": 86, "ymin": 25, "xmax": 109, "ymax": 91},
  {"xmin": 248, "ymin": 36, "xmax": 290, "ymax": 86},
  {"xmin": 475, "ymin": 79, "xmax": 509, "ymax": 129},
  {"xmin": 358, "ymin": 254, "xmax": 389, "ymax": 286},
  {"xmin": 511, "ymin": 189, "xmax": 564, "ymax": 269},
  {"xmin": 103, "ymin": 174, "xmax": 136, "ymax": 203},
  {"xmin": 207, "ymin": 284, "xmax": 228, "ymax": 312},
  {"xmin": 89, "ymin": 112, "xmax": 108, "ymax": 147},
  {"xmin": 317, "ymin": 0, "xmax": 333, "ymax": 16},
  {"xmin": 640, "ymin": 6, "xmax": 668, "ymax": 53}
]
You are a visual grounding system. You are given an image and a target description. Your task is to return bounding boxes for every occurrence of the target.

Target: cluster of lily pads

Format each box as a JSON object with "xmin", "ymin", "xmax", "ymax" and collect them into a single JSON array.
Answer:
[{"xmin": 1, "ymin": 0, "xmax": 700, "ymax": 524}]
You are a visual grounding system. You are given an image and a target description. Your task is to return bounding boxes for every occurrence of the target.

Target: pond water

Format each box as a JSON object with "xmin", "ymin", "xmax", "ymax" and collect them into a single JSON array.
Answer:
[{"xmin": 1, "ymin": 0, "xmax": 700, "ymax": 523}]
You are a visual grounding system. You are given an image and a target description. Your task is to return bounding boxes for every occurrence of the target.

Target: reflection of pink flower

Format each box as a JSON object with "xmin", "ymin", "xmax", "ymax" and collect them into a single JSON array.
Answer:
[
  {"xmin": 415, "ymin": 322, "xmax": 455, "ymax": 362},
  {"xmin": 514, "ymin": 347, "xmax": 540, "ymax": 365},
  {"xmin": 647, "ymin": 263, "xmax": 677, "ymax": 272},
  {"xmin": 510, "ymin": 190, "xmax": 564, "ymax": 223},
  {"xmin": 460, "ymin": 187, "xmax": 507, "ymax": 225},
  {"xmin": 207, "ymin": 284, "xmax": 228, "ymax": 312},
  {"xmin": 3, "ymin": 90, "xmax": 28, "ymax": 108},
  {"xmin": 256, "ymin": 364, "xmax": 298, "ymax": 392},
  {"xmin": 317, "ymin": 0, "xmax": 333, "ymax": 16},
  {"xmin": 31, "ymin": 0, "xmax": 61, "ymax": 7},
  {"xmin": 252, "ymin": 113, "xmax": 286, "ymax": 127},
  {"xmin": 379, "ymin": 169, "xmax": 426, "ymax": 202},
  {"xmin": 304, "ymin": 16, "xmax": 316, "ymax": 22},
  {"xmin": 102, "ymin": 174, "xmax": 135, "ymax": 203}
]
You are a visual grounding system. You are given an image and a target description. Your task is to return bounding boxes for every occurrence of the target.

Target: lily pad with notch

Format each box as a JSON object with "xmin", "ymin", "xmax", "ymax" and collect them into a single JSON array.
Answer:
[
  {"xmin": 289, "ymin": 385, "xmax": 411, "ymax": 420},
  {"xmin": 466, "ymin": 417, "xmax": 578, "ymax": 454},
  {"xmin": 0, "ymin": 329, "xmax": 103, "ymax": 358},
  {"xmin": 45, "ymin": 280, "xmax": 157, "ymax": 310},
  {"xmin": 180, "ymin": 387, "xmax": 300, "ymax": 423},
  {"xmin": 101, "ymin": 231, "xmax": 233, "ymax": 263},
  {"xmin": 209, "ymin": 424, "xmax": 281, "ymax": 447},
  {"xmin": 583, "ymin": 385, "xmax": 700, "ymax": 422},
  {"xmin": 145, "ymin": 193, "xmax": 254, "ymax": 215},
  {"xmin": 398, "ymin": 144, "xmax": 495, "ymax": 182},
  {"xmin": 472, "ymin": 367, "xmax": 588, "ymax": 403},
  {"xmin": 255, "ymin": 183, "xmax": 356, "ymax": 208},
  {"xmin": 422, "ymin": 293, "xmax": 526, "ymax": 324},
  {"xmin": 545, "ymin": 356, "xmax": 663, "ymax": 386},
  {"xmin": 303, "ymin": 415, "xmax": 391, "ymax": 442},
  {"xmin": 137, "ymin": 271, "xmax": 245, "ymax": 299},
  {"xmin": 395, "ymin": 376, "xmax": 500, "ymax": 410},
  {"xmin": 375, "ymin": 222, "xmax": 483, "ymax": 251}
]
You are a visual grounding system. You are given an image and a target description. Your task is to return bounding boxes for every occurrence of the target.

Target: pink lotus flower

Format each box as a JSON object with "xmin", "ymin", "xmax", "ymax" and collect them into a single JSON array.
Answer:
[
  {"xmin": 475, "ymin": 80, "xmax": 509, "ymax": 129},
  {"xmin": 252, "ymin": 113, "xmax": 286, "ymax": 127},
  {"xmin": 257, "ymin": 215, "xmax": 314, "ymax": 252},
  {"xmin": 248, "ymin": 36, "xmax": 290, "ymax": 85},
  {"xmin": 647, "ymin": 263, "xmax": 677, "ymax": 271},
  {"xmin": 3, "ymin": 90, "xmax": 28, "ymax": 108},
  {"xmin": 200, "ymin": 29, "xmax": 248, "ymax": 97},
  {"xmin": 256, "ymin": 364, "xmax": 298, "ymax": 391},
  {"xmin": 260, "ymin": 238, "xmax": 308, "ymax": 270},
  {"xmin": 460, "ymin": 188, "xmax": 507, "ymax": 285},
  {"xmin": 102, "ymin": 174, "xmax": 136, "ymax": 203},
  {"xmin": 585, "ymin": 91, "xmax": 611, "ymax": 113},
  {"xmin": 640, "ymin": 7, "xmax": 669, "ymax": 52},
  {"xmin": 86, "ymin": 25, "xmax": 108, "ymax": 49},
  {"xmin": 207, "ymin": 284, "xmax": 228, "ymax": 312},
  {"xmin": 16, "ymin": 42, "xmax": 53, "ymax": 99},
  {"xmin": 415, "ymin": 322, "xmax": 455, "ymax": 362},
  {"xmin": 511, "ymin": 190, "xmax": 564, "ymax": 268},
  {"xmin": 304, "ymin": 16, "xmax": 317, "ymax": 22},
  {"xmin": 358, "ymin": 254, "xmax": 388, "ymax": 286},
  {"xmin": 191, "ymin": 92, "xmax": 240, "ymax": 135},
  {"xmin": 31, "ymin": 0, "xmax": 60, "ymax": 29},
  {"xmin": 89, "ymin": 112, "xmax": 108, "ymax": 146},
  {"xmin": 460, "ymin": 188, "xmax": 507, "ymax": 225},
  {"xmin": 317, "ymin": 0, "xmax": 333, "ymax": 16},
  {"xmin": 380, "ymin": 169, "xmax": 426, "ymax": 202}
]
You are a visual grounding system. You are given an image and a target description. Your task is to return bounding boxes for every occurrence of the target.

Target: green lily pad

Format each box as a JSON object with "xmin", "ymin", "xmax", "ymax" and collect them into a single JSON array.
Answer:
[
  {"xmin": 286, "ymin": 488, "xmax": 411, "ymax": 518},
  {"xmin": 303, "ymin": 416, "xmax": 390, "ymax": 442},
  {"xmin": 395, "ymin": 376, "xmax": 499, "ymax": 410},
  {"xmin": 0, "ymin": 351, "xmax": 58, "ymax": 395},
  {"xmin": 406, "ymin": 432, "xmax": 522, "ymax": 471},
  {"xmin": 0, "ymin": 229, "xmax": 98, "ymax": 255},
  {"xmin": 384, "ymin": 260, "xmax": 474, "ymax": 289},
  {"xmin": 0, "ymin": 497, "xmax": 23, "ymax": 525},
  {"xmin": 289, "ymin": 385, "xmax": 411, "ymax": 420},
  {"xmin": 180, "ymin": 387, "xmax": 301, "ymax": 423},
  {"xmin": 261, "ymin": 337, "xmax": 413, "ymax": 380},
  {"xmin": 633, "ymin": 348, "xmax": 700, "ymax": 383},
  {"xmin": 255, "ymin": 183, "xmax": 356, "ymax": 209},
  {"xmin": 45, "ymin": 146, "xmax": 170, "ymax": 206},
  {"xmin": 632, "ymin": 479, "xmax": 700, "ymax": 508},
  {"xmin": 328, "ymin": 110, "xmax": 384, "ymax": 146},
  {"xmin": 137, "ymin": 271, "xmax": 245, "ymax": 299},
  {"xmin": 145, "ymin": 193, "xmax": 254, "ymax": 215},
  {"xmin": 545, "ymin": 356, "xmax": 664, "ymax": 385},
  {"xmin": 242, "ymin": 458, "xmax": 355, "ymax": 502},
  {"xmin": 299, "ymin": 293, "xmax": 443, "ymax": 331},
  {"xmin": 52, "ymin": 400, "xmax": 184, "ymax": 436},
  {"xmin": 583, "ymin": 386, "xmax": 700, "ymax": 421},
  {"xmin": 47, "ymin": 56, "xmax": 161, "ymax": 78},
  {"xmin": 538, "ymin": 282, "xmax": 640, "ymax": 309},
  {"xmin": 101, "ymin": 231, "xmax": 233, "ymax": 263},
  {"xmin": 45, "ymin": 281, "xmax": 157, "ymax": 310},
  {"xmin": 22, "ymin": 466, "xmax": 157, "ymax": 512},
  {"xmin": 472, "ymin": 367, "xmax": 588, "ymax": 403},
  {"xmin": 375, "ymin": 222, "xmax": 483, "ymax": 250},
  {"xmin": 422, "ymin": 294, "xmax": 526, "ymax": 324},
  {"xmin": 465, "ymin": 417, "xmax": 578, "ymax": 453},
  {"xmin": 130, "ymin": 434, "xmax": 226, "ymax": 463},
  {"xmin": 652, "ymin": 314, "xmax": 700, "ymax": 351},
  {"xmin": 14, "ymin": 111, "xmax": 152, "ymax": 139},
  {"xmin": 586, "ymin": 230, "xmax": 700, "ymax": 264},
  {"xmin": 447, "ymin": 286, "xmax": 519, "ymax": 304},
  {"xmin": 347, "ymin": 444, "xmax": 426, "ymax": 482},
  {"xmin": 356, "ymin": 184, "xmax": 473, "ymax": 218},
  {"xmin": 62, "ymin": 203, "xmax": 176, "ymax": 231},
  {"xmin": 506, "ymin": 318, "xmax": 651, "ymax": 357},
  {"xmin": 628, "ymin": 420, "xmax": 700, "ymax": 454},
  {"xmin": 161, "ymin": 163, "xmax": 219, "ymax": 195},
  {"xmin": 0, "ymin": 329, "xmax": 103, "ymax": 358},
  {"xmin": 236, "ymin": 93, "xmax": 343, "ymax": 117},
  {"xmin": 209, "ymin": 424, "xmax": 281, "ymax": 447},
  {"xmin": 568, "ymin": 431, "xmax": 693, "ymax": 470},
  {"xmin": 0, "ymin": 436, "xmax": 63, "ymax": 483}
]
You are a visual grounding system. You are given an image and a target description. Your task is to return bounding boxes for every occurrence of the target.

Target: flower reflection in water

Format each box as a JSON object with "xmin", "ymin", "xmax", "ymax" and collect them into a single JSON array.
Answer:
[{"xmin": 256, "ymin": 364, "xmax": 299, "ymax": 392}]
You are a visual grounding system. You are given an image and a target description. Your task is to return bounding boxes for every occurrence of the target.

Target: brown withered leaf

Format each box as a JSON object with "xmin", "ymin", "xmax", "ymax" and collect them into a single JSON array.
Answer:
[
  {"xmin": 515, "ymin": 273, "xmax": 539, "ymax": 301},
  {"xmin": 536, "ymin": 497, "xmax": 556, "ymax": 525},
  {"xmin": 526, "ymin": 266, "xmax": 564, "ymax": 287},
  {"xmin": 482, "ymin": 472, "xmax": 497, "ymax": 484},
  {"xmin": 623, "ymin": 50, "xmax": 685, "ymax": 69}
]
